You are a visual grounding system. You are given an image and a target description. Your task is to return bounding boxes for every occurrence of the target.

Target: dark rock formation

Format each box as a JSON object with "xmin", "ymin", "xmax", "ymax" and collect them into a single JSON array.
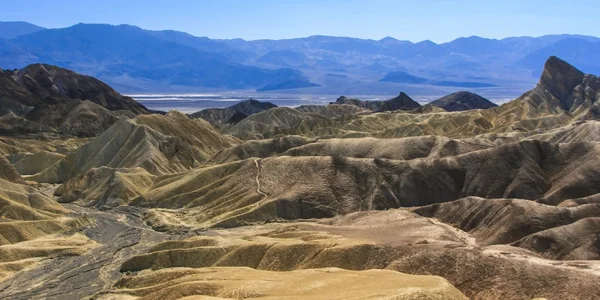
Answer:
[
  {"xmin": 430, "ymin": 91, "xmax": 497, "ymax": 111},
  {"xmin": 332, "ymin": 92, "xmax": 420, "ymax": 112}
]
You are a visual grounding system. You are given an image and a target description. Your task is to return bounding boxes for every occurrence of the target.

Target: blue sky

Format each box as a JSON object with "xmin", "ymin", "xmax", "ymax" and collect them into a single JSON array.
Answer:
[{"xmin": 1, "ymin": 0, "xmax": 598, "ymax": 42}]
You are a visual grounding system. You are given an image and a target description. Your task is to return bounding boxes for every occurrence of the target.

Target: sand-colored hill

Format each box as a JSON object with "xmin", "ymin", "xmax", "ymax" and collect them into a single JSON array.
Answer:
[
  {"xmin": 55, "ymin": 100, "xmax": 124, "ymax": 137},
  {"xmin": 109, "ymin": 209, "xmax": 600, "ymax": 299},
  {"xmin": 130, "ymin": 139, "xmax": 599, "ymax": 230},
  {"xmin": 27, "ymin": 111, "xmax": 238, "ymax": 183},
  {"xmin": 0, "ymin": 164, "xmax": 94, "ymax": 282},
  {"xmin": 0, "ymin": 136, "xmax": 90, "ymax": 157},
  {"xmin": 104, "ymin": 267, "xmax": 466, "ymax": 300},
  {"xmin": 11, "ymin": 150, "xmax": 65, "ymax": 176},
  {"xmin": 209, "ymin": 135, "xmax": 316, "ymax": 164},
  {"xmin": 55, "ymin": 167, "xmax": 156, "ymax": 207},
  {"xmin": 281, "ymin": 136, "xmax": 494, "ymax": 159}
]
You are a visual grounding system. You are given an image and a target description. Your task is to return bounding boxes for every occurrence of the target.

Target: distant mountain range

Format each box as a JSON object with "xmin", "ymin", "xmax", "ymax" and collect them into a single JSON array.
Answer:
[
  {"xmin": 1, "ymin": 21, "xmax": 600, "ymax": 94},
  {"xmin": 0, "ymin": 21, "xmax": 45, "ymax": 39}
]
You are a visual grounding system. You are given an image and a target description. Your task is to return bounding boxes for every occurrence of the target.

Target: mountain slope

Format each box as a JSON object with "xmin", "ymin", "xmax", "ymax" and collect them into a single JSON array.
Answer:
[{"xmin": 0, "ymin": 21, "xmax": 45, "ymax": 39}]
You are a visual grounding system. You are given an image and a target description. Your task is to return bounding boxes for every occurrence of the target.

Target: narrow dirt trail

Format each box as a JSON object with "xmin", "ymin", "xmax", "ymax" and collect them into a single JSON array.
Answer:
[
  {"xmin": 252, "ymin": 158, "xmax": 268, "ymax": 210},
  {"xmin": 254, "ymin": 158, "xmax": 268, "ymax": 199}
]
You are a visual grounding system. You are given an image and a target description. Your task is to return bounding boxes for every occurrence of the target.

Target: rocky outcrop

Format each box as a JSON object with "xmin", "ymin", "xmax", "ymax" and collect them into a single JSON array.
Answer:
[{"xmin": 332, "ymin": 92, "xmax": 420, "ymax": 112}]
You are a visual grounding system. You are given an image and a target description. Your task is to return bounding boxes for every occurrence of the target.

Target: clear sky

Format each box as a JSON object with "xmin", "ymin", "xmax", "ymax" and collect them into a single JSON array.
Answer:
[{"xmin": 1, "ymin": 0, "xmax": 598, "ymax": 42}]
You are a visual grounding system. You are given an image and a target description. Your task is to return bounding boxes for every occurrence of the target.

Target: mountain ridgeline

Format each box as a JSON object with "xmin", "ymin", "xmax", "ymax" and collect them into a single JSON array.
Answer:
[{"xmin": 1, "ymin": 22, "xmax": 600, "ymax": 93}]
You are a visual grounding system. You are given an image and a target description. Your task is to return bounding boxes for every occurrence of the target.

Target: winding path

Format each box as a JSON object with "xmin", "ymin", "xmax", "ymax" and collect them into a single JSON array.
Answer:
[{"xmin": 254, "ymin": 158, "xmax": 268, "ymax": 200}]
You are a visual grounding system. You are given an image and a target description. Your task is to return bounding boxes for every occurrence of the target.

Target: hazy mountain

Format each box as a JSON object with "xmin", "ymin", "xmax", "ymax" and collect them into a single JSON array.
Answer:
[
  {"xmin": 1, "ymin": 21, "xmax": 599, "ymax": 93},
  {"xmin": 0, "ymin": 21, "xmax": 45, "ymax": 39},
  {"xmin": 379, "ymin": 71, "xmax": 496, "ymax": 87},
  {"xmin": 516, "ymin": 38, "xmax": 600, "ymax": 76},
  {"xmin": 379, "ymin": 71, "xmax": 429, "ymax": 84},
  {"xmin": 257, "ymin": 78, "xmax": 320, "ymax": 91},
  {"xmin": 0, "ymin": 23, "xmax": 317, "ymax": 91}
]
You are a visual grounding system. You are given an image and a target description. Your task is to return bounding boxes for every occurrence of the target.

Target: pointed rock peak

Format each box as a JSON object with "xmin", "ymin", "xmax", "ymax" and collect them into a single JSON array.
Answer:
[
  {"xmin": 398, "ymin": 92, "xmax": 411, "ymax": 98},
  {"xmin": 543, "ymin": 56, "xmax": 584, "ymax": 80},
  {"xmin": 390, "ymin": 92, "xmax": 415, "ymax": 101},
  {"xmin": 539, "ymin": 56, "xmax": 585, "ymax": 102},
  {"xmin": 388, "ymin": 92, "xmax": 420, "ymax": 109}
]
